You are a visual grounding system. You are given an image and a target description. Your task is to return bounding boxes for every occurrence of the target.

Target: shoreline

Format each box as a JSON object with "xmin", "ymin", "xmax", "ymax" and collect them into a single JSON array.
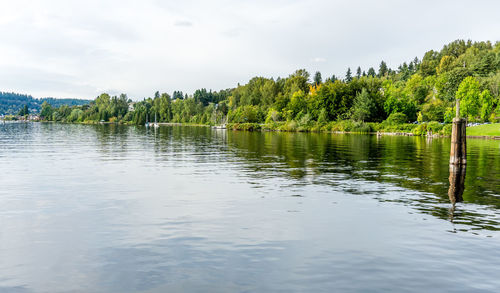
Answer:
[{"xmin": 3, "ymin": 120, "xmax": 499, "ymax": 139}]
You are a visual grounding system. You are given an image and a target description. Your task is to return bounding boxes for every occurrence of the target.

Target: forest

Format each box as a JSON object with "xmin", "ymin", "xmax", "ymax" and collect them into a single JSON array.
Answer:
[
  {"xmin": 0, "ymin": 92, "xmax": 91, "ymax": 115},
  {"xmin": 27, "ymin": 40, "xmax": 500, "ymax": 133}
]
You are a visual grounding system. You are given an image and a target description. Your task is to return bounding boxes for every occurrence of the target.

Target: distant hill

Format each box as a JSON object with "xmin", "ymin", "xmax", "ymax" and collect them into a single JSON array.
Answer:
[{"xmin": 0, "ymin": 92, "xmax": 91, "ymax": 115}]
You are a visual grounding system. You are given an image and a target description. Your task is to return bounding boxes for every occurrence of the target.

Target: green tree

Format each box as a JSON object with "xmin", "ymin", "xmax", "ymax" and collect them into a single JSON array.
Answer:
[
  {"xmin": 313, "ymin": 71, "xmax": 322, "ymax": 86},
  {"xmin": 18, "ymin": 104, "xmax": 29, "ymax": 116},
  {"xmin": 345, "ymin": 68, "xmax": 352, "ymax": 82},
  {"xmin": 456, "ymin": 76, "xmax": 481, "ymax": 120},
  {"xmin": 356, "ymin": 66, "xmax": 362, "ymax": 78},
  {"xmin": 367, "ymin": 67, "xmax": 376, "ymax": 77},
  {"xmin": 378, "ymin": 61, "xmax": 388, "ymax": 77},
  {"xmin": 284, "ymin": 69, "xmax": 310, "ymax": 98},
  {"xmin": 479, "ymin": 90, "xmax": 494, "ymax": 122},
  {"xmin": 286, "ymin": 90, "xmax": 307, "ymax": 119},
  {"xmin": 352, "ymin": 88, "xmax": 374, "ymax": 122},
  {"xmin": 40, "ymin": 102, "xmax": 53, "ymax": 120}
]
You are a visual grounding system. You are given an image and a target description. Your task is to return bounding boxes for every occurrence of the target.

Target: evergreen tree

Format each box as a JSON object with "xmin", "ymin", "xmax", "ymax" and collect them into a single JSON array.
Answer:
[
  {"xmin": 18, "ymin": 104, "xmax": 29, "ymax": 116},
  {"xmin": 367, "ymin": 67, "xmax": 376, "ymax": 77},
  {"xmin": 356, "ymin": 67, "xmax": 362, "ymax": 78},
  {"xmin": 313, "ymin": 71, "xmax": 322, "ymax": 86},
  {"xmin": 345, "ymin": 68, "xmax": 353, "ymax": 82},
  {"xmin": 351, "ymin": 88, "xmax": 374, "ymax": 122},
  {"xmin": 378, "ymin": 61, "xmax": 388, "ymax": 77}
]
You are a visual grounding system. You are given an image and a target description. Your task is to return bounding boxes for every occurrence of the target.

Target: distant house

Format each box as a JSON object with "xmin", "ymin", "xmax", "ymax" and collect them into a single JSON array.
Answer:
[
  {"xmin": 128, "ymin": 103, "xmax": 135, "ymax": 112},
  {"xmin": 28, "ymin": 115, "xmax": 40, "ymax": 121}
]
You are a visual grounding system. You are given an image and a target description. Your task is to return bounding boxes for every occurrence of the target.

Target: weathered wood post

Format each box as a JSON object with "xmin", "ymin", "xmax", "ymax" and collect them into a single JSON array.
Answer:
[
  {"xmin": 448, "ymin": 99, "xmax": 467, "ymax": 209},
  {"xmin": 448, "ymin": 164, "xmax": 466, "ymax": 204},
  {"xmin": 450, "ymin": 99, "xmax": 466, "ymax": 165}
]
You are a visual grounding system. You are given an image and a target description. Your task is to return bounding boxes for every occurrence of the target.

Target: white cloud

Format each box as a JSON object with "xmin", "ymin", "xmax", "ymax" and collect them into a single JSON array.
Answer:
[
  {"xmin": 174, "ymin": 20, "xmax": 193, "ymax": 27},
  {"xmin": 312, "ymin": 57, "xmax": 327, "ymax": 63},
  {"xmin": 0, "ymin": 0, "xmax": 499, "ymax": 100}
]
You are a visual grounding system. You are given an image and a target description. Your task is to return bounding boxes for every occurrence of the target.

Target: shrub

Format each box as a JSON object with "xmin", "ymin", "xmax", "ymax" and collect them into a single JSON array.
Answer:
[
  {"xmin": 412, "ymin": 123, "xmax": 427, "ymax": 136},
  {"xmin": 427, "ymin": 121, "xmax": 444, "ymax": 133},
  {"xmin": 440, "ymin": 124, "xmax": 453, "ymax": 135},
  {"xmin": 386, "ymin": 112, "xmax": 408, "ymax": 124},
  {"xmin": 265, "ymin": 108, "xmax": 281, "ymax": 124},
  {"xmin": 411, "ymin": 121, "xmax": 444, "ymax": 135},
  {"xmin": 350, "ymin": 122, "xmax": 372, "ymax": 133},
  {"xmin": 281, "ymin": 120, "xmax": 298, "ymax": 132},
  {"xmin": 298, "ymin": 113, "xmax": 312, "ymax": 127},
  {"xmin": 228, "ymin": 123, "xmax": 261, "ymax": 131}
]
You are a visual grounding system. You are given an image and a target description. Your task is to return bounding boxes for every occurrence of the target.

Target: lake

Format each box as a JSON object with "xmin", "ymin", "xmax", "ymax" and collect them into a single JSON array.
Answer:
[{"xmin": 1, "ymin": 122, "xmax": 499, "ymax": 292}]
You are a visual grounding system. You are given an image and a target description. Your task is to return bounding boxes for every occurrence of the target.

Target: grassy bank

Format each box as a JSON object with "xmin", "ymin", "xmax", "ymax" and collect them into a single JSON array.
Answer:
[
  {"xmin": 467, "ymin": 123, "xmax": 500, "ymax": 136},
  {"xmin": 227, "ymin": 120, "xmax": 453, "ymax": 136}
]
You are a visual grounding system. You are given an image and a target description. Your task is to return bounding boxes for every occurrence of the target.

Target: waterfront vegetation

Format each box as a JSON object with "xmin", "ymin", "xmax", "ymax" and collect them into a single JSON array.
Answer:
[{"xmin": 10, "ymin": 40, "xmax": 500, "ymax": 136}]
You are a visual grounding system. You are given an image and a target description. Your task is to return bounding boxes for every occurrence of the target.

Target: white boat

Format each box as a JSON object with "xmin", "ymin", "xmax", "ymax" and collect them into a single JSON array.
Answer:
[
  {"xmin": 212, "ymin": 124, "xmax": 227, "ymax": 129},
  {"xmin": 153, "ymin": 113, "xmax": 159, "ymax": 128}
]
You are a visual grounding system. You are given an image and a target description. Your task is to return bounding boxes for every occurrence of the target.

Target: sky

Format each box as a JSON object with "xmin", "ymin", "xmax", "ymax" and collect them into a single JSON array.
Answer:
[{"xmin": 0, "ymin": 0, "xmax": 499, "ymax": 100}]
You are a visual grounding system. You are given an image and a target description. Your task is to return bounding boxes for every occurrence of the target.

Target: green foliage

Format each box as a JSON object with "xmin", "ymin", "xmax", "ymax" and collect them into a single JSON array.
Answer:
[
  {"xmin": 40, "ymin": 102, "xmax": 53, "ymax": 119},
  {"xmin": 386, "ymin": 112, "xmax": 408, "ymax": 124},
  {"xmin": 228, "ymin": 105, "xmax": 263, "ymax": 123},
  {"xmin": 265, "ymin": 108, "xmax": 281, "ymax": 124},
  {"xmin": 313, "ymin": 71, "xmax": 322, "ymax": 86},
  {"xmin": 68, "ymin": 108, "xmax": 83, "ymax": 122},
  {"xmin": 417, "ymin": 112, "xmax": 424, "ymax": 123},
  {"xmin": 345, "ymin": 68, "xmax": 352, "ymax": 82},
  {"xmin": 440, "ymin": 124, "xmax": 453, "ymax": 135},
  {"xmin": 286, "ymin": 90, "xmax": 307, "ymax": 120},
  {"xmin": 456, "ymin": 76, "xmax": 481, "ymax": 120},
  {"xmin": 378, "ymin": 61, "xmax": 388, "ymax": 77},
  {"xmin": 421, "ymin": 99, "xmax": 446, "ymax": 122},
  {"xmin": 33, "ymin": 39, "xmax": 499, "ymax": 135},
  {"xmin": 367, "ymin": 67, "xmax": 376, "ymax": 77},
  {"xmin": 321, "ymin": 120, "xmax": 372, "ymax": 133},
  {"xmin": 412, "ymin": 122, "xmax": 445, "ymax": 135},
  {"xmin": 436, "ymin": 67, "xmax": 471, "ymax": 101},
  {"xmin": 352, "ymin": 88, "xmax": 375, "ymax": 122},
  {"xmin": 18, "ymin": 104, "xmax": 29, "ymax": 116},
  {"xmin": 383, "ymin": 80, "xmax": 417, "ymax": 121},
  {"xmin": 479, "ymin": 90, "xmax": 494, "ymax": 122},
  {"xmin": 443, "ymin": 107, "xmax": 455, "ymax": 123},
  {"xmin": 0, "ymin": 91, "xmax": 90, "ymax": 115},
  {"xmin": 281, "ymin": 120, "xmax": 298, "ymax": 132},
  {"xmin": 317, "ymin": 108, "xmax": 328, "ymax": 124}
]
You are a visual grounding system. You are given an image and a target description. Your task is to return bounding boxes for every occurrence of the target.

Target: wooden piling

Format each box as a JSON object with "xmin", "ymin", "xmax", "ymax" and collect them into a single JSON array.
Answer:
[
  {"xmin": 450, "ymin": 118, "xmax": 467, "ymax": 165},
  {"xmin": 450, "ymin": 100, "xmax": 466, "ymax": 166}
]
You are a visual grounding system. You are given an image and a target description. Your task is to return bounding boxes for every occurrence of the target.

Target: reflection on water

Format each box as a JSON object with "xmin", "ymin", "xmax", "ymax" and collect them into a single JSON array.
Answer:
[
  {"xmin": 222, "ymin": 130, "xmax": 500, "ymax": 232},
  {"xmin": 1, "ymin": 123, "xmax": 500, "ymax": 292},
  {"xmin": 448, "ymin": 164, "xmax": 467, "ymax": 226},
  {"xmin": 448, "ymin": 164, "xmax": 466, "ymax": 205}
]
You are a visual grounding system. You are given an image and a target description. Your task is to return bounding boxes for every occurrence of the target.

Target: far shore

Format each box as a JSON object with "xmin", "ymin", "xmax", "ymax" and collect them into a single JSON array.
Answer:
[{"xmin": 3, "ymin": 119, "xmax": 499, "ymax": 140}]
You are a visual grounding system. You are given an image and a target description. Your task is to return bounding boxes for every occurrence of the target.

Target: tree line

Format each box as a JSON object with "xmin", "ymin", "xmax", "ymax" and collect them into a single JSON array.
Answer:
[
  {"xmin": 0, "ymin": 92, "xmax": 91, "ymax": 116},
  {"xmin": 39, "ymin": 39, "xmax": 500, "ymax": 126}
]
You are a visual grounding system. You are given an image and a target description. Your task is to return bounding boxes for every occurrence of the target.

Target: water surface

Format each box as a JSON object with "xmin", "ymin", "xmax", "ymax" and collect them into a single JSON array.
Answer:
[{"xmin": 1, "ymin": 123, "xmax": 499, "ymax": 292}]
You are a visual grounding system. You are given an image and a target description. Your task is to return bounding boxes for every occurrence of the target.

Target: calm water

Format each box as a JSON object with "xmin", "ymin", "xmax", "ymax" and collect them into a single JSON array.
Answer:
[{"xmin": 1, "ymin": 123, "xmax": 499, "ymax": 292}]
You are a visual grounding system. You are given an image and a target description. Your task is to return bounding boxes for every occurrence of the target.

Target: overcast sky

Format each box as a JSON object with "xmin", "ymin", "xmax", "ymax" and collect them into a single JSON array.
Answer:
[{"xmin": 0, "ymin": 0, "xmax": 499, "ymax": 100}]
